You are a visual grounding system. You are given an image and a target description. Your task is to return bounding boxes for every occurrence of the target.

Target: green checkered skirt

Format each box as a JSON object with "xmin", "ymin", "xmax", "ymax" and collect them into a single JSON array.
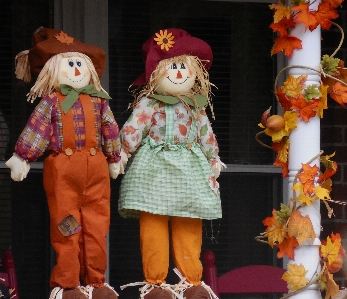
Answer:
[{"xmin": 118, "ymin": 137, "xmax": 222, "ymax": 219}]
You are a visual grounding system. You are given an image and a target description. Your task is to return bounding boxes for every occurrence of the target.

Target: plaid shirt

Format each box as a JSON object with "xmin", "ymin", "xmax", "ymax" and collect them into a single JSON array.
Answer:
[{"xmin": 15, "ymin": 92, "xmax": 121, "ymax": 163}]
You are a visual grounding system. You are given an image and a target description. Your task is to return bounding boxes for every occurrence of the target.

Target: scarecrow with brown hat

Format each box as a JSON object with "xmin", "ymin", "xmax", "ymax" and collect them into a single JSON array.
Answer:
[
  {"xmin": 6, "ymin": 27, "xmax": 121, "ymax": 299},
  {"xmin": 119, "ymin": 28, "xmax": 225, "ymax": 299}
]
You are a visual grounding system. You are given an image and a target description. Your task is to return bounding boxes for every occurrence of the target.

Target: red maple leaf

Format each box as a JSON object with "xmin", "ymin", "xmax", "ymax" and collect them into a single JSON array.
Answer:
[
  {"xmin": 290, "ymin": 94, "xmax": 319, "ymax": 122},
  {"xmin": 271, "ymin": 35, "xmax": 302, "ymax": 57},
  {"xmin": 318, "ymin": 166, "xmax": 337, "ymax": 183},
  {"xmin": 312, "ymin": 2, "xmax": 339, "ymax": 30},
  {"xmin": 269, "ymin": 15, "xmax": 296, "ymax": 37},
  {"xmin": 276, "ymin": 236, "xmax": 299, "ymax": 259},
  {"xmin": 274, "ymin": 87, "xmax": 292, "ymax": 111},
  {"xmin": 292, "ymin": 3, "xmax": 318, "ymax": 31},
  {"xmin": 330, "ymin": 82, "xmax": 347, "ymax": 108}
]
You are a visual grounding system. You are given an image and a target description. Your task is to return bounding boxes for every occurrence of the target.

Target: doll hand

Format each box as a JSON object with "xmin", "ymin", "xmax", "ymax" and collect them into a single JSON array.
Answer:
[
  {"xmin": 211, "ymin": 158, "xmax": 226, "ymax": 179},
  {"xmin": 5, "ymin": 155, "xmax": 30, "ymax": 181},
  {"xmin": 108, "ymin": 162, "xmax": 122, "ymax": 179},
  {"xmin": 120, "ymin": 148, "xmax": 129, "ymax": 170}
]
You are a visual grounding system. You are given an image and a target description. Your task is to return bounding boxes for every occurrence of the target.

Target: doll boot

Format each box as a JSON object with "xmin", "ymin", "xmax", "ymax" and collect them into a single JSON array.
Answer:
[
  {"xmin": 142, "ymin": 287, "xmax": 174, "ymax": 299},
  {"xmin": 85, "ymin": 283, "xmax": 119, "ymax": 299},
  {"xmin": 173, "ymin": 269, "xmax": 218, "ymax": 299},
  {"xmin": 49, "ymin": 287, "xmax": 88, "ymax": 299}
]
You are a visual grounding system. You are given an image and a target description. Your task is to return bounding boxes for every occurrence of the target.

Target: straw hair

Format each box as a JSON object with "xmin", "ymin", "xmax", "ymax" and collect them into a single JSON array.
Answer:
[
  {"xmin": 27, "ymin": 52, "xmax": 108, "ymax": 103},
  {"xmin": 15, "ymin": 50, "xmax": 31, "ymax": 83},
  {"xmin": 130, "ymin": 54, "xmax": 215, "ymax": 118}
]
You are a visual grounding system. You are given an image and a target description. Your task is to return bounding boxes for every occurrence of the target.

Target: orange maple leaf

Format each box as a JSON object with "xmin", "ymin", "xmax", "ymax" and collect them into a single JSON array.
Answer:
[
  {"xmin": 273, "ymin": 156, "xmax": 289, "ymax": 178},
  {"xmin": 287, "ymin": 210, "xmax": 316, "ymax": 244},
  {"xmin": 262, "ymin": 211, "xmax": 277, "ymax": 228},
  {"xmin": 271, "ymin": 35, "xmax": 302, "ymax": 57},
  {"xmin": 269, "ymin": 15, "xmax": 296, "ymax": 37},
  {"xmin": 298, "ymin": 163, "xmax": 319, "ymax": 195},
  {"xmin": 276, "ymin": 236, "xmax": 299, "ymax": 259},
  {"xmin": 323, "ymin": 0, "xmax": 343, "ymax": 9},
  {"xmin": 275, "ymin": 87, "xmax": 292, "ymax": 111},
  {"xmin": 330, "ymin": 82, "xmax": 347, "ymax": 108},
  {"xmin": 282, "ymin": 75, "xmax": 307, "ymax": 98},
  {"xmin": 292, "ymin": 4, "xmax": 318, "ymax": 31},
  {"xmin": 55, "ymin": 31, "xmax": 74, "ymax": 45},
  {"xmin": 311, "ymin": 2, "xmax": 339, "ymax": 30},
  {"xmin": 290, "ymin": 95, "xmax": 319, "ymax": 122}
]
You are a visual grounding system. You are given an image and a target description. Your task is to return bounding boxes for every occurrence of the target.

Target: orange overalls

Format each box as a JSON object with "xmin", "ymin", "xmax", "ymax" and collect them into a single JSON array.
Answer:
[{"xmin": 43, "ymin": 93, "xmax": 110, "ymax": 289}]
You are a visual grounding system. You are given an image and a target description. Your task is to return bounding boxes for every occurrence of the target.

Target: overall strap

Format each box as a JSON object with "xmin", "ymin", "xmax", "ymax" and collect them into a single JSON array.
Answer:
[
  {"xmin": 164, "ymin": 104, "xmax": 175, "ymax": 144},
  {"xmin": 56, "ymin": 92, "xmax": 76, "ymax": 150},
  {"xmin": 79, "ymin": 94, "xmax": 97, "ymax": 149},
  {"xmin": 187, "ymin": 113, "xmax": 197, "ymax": 144},
  {"xmin": 56, "ymin": 92, "xmax": 97, "ymax": 149}
]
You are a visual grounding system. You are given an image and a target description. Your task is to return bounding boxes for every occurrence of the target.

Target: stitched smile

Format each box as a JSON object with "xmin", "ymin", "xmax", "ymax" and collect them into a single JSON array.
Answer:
[
  {"xmin": 167, "ymin": 77, "xmax": 189, "ymax": 84},
  {"xmin": 65, "ymin": 74, "xmax": 87, "ymax": 83}
]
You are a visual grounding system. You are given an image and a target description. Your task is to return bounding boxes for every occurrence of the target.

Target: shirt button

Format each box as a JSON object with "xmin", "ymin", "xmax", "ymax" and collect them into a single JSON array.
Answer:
[
  {"xmin": 64, "ymin": 148, "xmax": 73, "ymax": 156},
  {"xmin": 90, "ymin": 148, "xmax": 97, "ymax": 156}
]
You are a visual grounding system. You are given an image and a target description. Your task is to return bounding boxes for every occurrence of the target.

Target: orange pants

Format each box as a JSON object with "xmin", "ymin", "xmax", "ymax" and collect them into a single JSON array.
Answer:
[
  {"xmin": 139, "ymin": 211, "xmax": 202, "ymax": 285},
  {"xmin": 43, "ymin": 150, "xmax": 110, "ymax": 288}
]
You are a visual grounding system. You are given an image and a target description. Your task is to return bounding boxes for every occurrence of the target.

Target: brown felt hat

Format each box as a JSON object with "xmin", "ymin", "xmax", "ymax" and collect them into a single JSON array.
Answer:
[
  {"xmin": 28, "ymin": 27, "xmax": 106, "ymax": 78},
  {"xmin": 133, "ymin": 28, "xmax": 213, "ymax": 86}
]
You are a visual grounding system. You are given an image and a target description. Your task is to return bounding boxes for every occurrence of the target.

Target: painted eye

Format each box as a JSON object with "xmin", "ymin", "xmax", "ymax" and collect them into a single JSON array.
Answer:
[
  {"xmin": 171, "ymin": 63, "xmax": 177, "ymax": 69},
  {"xmin": 68, "ymin": 60, "xmax": 74, "ymax": 67},
  {"xmin": 76, "ymin": 60, "xmax": 82, "ymax": 67},
  {"xmin": 180, "ymin": 63, "xmax": 186, "ymax": 69}
]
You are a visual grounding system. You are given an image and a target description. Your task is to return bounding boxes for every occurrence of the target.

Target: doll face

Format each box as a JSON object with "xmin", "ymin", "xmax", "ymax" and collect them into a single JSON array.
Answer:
[
  {"xmin": 57, "ymin": 57, "xmax": 91, "ymax": 89},
  {"xmin": 155, "ymin": 59, "xmax": 196, "ymax": 95}
]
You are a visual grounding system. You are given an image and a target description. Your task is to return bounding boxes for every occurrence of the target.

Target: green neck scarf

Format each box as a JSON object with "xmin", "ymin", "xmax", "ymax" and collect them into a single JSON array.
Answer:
[
  {"xmin": 148, "ymin": 94, "xmax": 208, "ymax": 108},
  {"xmin": 60, "ymin": 84, "xmax": 111, "ymax": 113}
]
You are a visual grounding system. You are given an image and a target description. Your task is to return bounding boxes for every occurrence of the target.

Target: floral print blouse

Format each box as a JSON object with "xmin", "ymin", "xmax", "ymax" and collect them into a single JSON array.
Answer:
[{"xmin": 121, "ymin": 97, "xmax": 222, "ymax": 194}]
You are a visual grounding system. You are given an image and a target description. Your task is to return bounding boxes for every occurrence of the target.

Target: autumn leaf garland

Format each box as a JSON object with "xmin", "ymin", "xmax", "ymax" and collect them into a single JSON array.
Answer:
[{"xmin": 255, "ymin": 1, "xmax": 347, "ymax": 298}]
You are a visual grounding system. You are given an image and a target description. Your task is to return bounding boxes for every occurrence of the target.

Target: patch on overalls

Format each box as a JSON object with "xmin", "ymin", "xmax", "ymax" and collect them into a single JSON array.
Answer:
[{"xmin": 58, "ymin": 215, "xmax": 82, "ymax": 236}]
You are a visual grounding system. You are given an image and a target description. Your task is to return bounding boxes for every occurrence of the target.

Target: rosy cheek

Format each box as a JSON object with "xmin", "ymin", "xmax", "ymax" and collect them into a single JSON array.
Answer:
[
  {"xmin": 84, "ymin": 70, "xmax": 90, "ymax": 76},
  {"xmin": 188, "ymin": 70, "xmax": 194, "ymax": 77},
  {"xmin": 163, "ymin": 70, "xmax": 169, "ymax": 77},
  {"xmin": 61, "ymin": 71, "xmax": 68, "ymax": 77}
]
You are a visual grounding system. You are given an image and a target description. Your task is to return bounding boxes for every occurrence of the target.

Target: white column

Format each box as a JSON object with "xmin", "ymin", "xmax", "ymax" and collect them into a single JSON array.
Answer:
[{"xmin": 286, "ymin": 1, "xmax": 322, "ymax": 298}]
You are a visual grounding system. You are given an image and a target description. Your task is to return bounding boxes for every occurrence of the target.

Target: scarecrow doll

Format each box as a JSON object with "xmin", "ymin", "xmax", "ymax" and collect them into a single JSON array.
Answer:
[
  {"xmin": 119, "ymin": 28, "xmax": 224, "ymax": 299},
  {"xmin": 6, "ymin": 27, "xmax": 121, "ymax": 299}
]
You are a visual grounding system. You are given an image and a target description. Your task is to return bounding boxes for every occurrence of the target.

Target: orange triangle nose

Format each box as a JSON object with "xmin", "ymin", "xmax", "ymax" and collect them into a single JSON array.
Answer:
[
  {"xmin": 75, "ymin": 67, "xmax": 81, "ymax": 76},
  {"xmin": 177, "ymin": 70, "xmax": 182, "ymax": 79}
]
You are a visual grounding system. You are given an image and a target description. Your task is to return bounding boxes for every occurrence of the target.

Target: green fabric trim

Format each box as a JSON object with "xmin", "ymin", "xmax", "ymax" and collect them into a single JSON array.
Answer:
[
  {"xmin": 60, "ymin": 84, "xmax": 111, "ymax": 114},
  {"xmin": 148, "ymin": 94, "xmax": 208, "ymax": 107}
]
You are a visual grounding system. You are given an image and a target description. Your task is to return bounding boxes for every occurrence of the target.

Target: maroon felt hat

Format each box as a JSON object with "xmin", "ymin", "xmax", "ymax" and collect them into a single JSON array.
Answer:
[
  {"xmin": 28, "ymin": 27, "xmax": 106, "ymax": 78},
  {"xmin": 133, "ymin": 28, "xmax": 213, "ymax": 86}
]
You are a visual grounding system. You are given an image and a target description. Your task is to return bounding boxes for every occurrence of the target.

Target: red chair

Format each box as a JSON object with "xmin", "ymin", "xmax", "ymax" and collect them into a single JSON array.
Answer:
[
  {"xmin": 1, "ymin": 249, "xmax": 19, "ymax": 299},
  {"xmin": 203, "ymin": 250, "xmax": 288, "ymax": 297}
]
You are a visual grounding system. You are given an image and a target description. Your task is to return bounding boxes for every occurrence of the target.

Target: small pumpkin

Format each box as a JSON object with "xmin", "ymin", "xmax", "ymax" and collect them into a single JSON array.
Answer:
[
  {"xmin": 266, "ymin": 115, "xmax": 285, "ymax": 132},
  {"xmin": 327, "ymin": 253, "xmax": 344, "ymax": 273}
]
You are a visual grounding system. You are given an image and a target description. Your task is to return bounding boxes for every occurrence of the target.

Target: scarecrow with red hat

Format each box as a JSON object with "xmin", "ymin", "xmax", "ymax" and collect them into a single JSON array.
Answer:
[
  {"xmin": 119, "ymin": 28, "xmax": 224, "ymax": 299},
  {"xmin": 6, "ymin": 27, "xmax": 121, "ymax": 299}
]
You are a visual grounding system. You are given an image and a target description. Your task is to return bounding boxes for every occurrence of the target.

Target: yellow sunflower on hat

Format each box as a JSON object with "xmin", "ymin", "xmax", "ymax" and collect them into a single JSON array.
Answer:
[{"xmin": 154, "ymin": 29, "xmax": 175, "ymax": 51}]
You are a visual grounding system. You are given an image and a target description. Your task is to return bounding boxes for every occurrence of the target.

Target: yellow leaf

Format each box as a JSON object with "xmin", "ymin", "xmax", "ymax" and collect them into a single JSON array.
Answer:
[
  {"xmin": 264, "ymin": 127, "xmax": 289, "ymax": 142},
  {"xmin": 267, "ymin": 222, "xmax": 287, "ymax": 247},
  {"xmin": 323, "ymin": 271, "xmax": 339, "ymax": 299},
  {"xmin": 277, "ymin": 139, "xmax": 290, "ymax": 163},
  {"xmin": 282, "ymin": 263, "xmax": 309, "ymax": 291},
  {"xmin": 314, "ymin": 186, "xmax": 331, "ymax": 200},
  {"xmin": 321, "ymin": 236, "xmax": 341, "ymax": 265},
  {"xmin": 283, "ymin": 111, "xmax": 298, "ymax": 133},
  {"xmin": 282, "ymin": 75, "xmax": 307, "ymax": 98},
  {"xmin": 317, "ymin": 84, "xmax": 329, "ymax": 118},
  {"xmin": 287, "ymin": 210, "xmax": 316, "ymax": 244},
  {"xmin": 270, "ymin": 2, "xmax": 292, "ymax": 23}
]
